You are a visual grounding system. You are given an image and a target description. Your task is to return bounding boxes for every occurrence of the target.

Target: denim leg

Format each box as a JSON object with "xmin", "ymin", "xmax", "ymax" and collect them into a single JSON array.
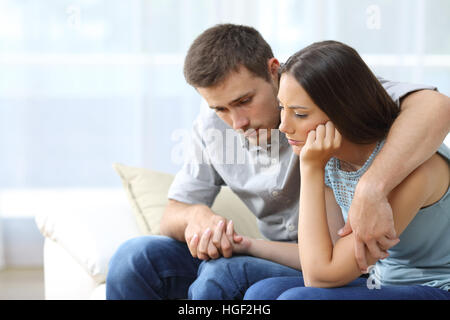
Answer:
[
  {"xmin": 244, "ymin": 276, "xmax": 305, "ymax": 300},
  {"xmin": 106, "ymin": 235, "xmax": 201, "ymax": 300},
  {"xmin": 277, "ymin": 277, "xmax": 450, "ymax": 300},
  {"xmin": 188, "ymin": 255, "xmax": 302, "ymax": 300}
]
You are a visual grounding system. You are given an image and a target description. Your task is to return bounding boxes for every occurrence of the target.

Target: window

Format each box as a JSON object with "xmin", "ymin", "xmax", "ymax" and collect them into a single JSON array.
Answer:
[{"xmin": 0, "ymin": 0, "xmax": 448, "ymax": 191}]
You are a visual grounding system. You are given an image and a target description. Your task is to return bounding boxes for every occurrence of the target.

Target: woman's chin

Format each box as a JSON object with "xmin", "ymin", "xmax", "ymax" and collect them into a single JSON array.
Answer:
[{"xmin": 291, "ymin": 145, "xmax": 302, "ymax": 155}]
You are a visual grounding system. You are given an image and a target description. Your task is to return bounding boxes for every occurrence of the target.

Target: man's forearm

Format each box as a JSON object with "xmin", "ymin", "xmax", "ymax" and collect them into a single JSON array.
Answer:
[
  {"xmin": 362, "ymin": 90, "xmax": 450, "ymax": 195},
  {"xmin": 159, "ymin": 200, "xmax": 204, "ymax": 242}
]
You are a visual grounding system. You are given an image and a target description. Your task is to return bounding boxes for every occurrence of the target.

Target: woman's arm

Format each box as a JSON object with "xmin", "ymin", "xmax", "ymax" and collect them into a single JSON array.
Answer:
[
  {"xmin": 190, "ymin": 220, "xmax": 302, "ymax": 270},
  {"xmin": 245, "ymin": 238, "xmax": 301, "ymax": 270},
  {"xmin": 243, "ymin": 197, "xmax": 344, "ymax": 270},
  {"xmin": 243, "ymin": 186, "xmax": 345, "ymax": 270},
  {"xmin": 223, "ymin": 219, "xmax": 303, "ymax": 270},
  {"xmin": 190, "ymin": 201, "xmax": 345, "ymax": 271},
  {"xmin": 298, "ymin": 123, "xmax": 446, "ymax": 288}
]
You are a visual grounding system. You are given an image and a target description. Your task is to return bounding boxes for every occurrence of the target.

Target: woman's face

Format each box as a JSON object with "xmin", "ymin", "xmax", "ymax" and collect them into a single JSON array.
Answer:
[{"xmin": 278, "ymin": 73, "xmax": 330, "ymax": 155}]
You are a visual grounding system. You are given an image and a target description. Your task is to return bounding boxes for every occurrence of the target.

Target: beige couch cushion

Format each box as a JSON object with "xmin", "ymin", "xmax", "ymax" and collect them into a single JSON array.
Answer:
[{"xmin": 113, "ymin": 163, "xmax": 263, "ymax": 239}]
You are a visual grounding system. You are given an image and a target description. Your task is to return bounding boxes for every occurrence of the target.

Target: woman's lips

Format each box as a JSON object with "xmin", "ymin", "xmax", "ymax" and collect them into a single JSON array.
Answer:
[{"xmin": 287, "ymin": 139, "xmax": 303, "ymax": 146}]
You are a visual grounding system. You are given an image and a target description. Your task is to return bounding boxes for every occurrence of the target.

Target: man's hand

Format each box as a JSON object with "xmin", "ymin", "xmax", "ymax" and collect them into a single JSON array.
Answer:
[
  {"xmin": 338, "ymin": 182, "xmax": 400, "ymax": 272},
  {"xmin": 184, "ymin": 204, "xmax": 241, "ymax": 260}
]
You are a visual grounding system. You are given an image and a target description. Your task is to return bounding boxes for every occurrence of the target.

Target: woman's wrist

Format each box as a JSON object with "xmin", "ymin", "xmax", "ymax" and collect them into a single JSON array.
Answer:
[
  {"xmin": 242, "ymin": 237, "xmax": 254, "ymax": 255},
  {"xmin": 300, "ymin": 161, "xmax": 326, "ymax": 175}
]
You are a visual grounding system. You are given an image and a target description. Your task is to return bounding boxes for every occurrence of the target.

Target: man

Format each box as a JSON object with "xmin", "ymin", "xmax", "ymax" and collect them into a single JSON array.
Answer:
[{"xmin": 106, "ymin": 24, "xmax": 450, "ymax": 300}]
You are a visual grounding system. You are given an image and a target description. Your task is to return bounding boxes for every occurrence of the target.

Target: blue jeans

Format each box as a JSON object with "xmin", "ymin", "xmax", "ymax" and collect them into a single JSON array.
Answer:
[
  {"xmin": 106, "ymin": 235, "xmax": 301, "ymax": 300},
  {"xmin": 244, "ymin": 276, "xmax": 450, "ymax": 300}
]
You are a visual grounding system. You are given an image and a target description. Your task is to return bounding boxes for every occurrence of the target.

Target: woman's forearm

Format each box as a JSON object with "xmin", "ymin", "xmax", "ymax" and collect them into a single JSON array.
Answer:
[
  {"xmin": 298, "ymin": 166, "xmax": 334, "ymax": 283},
  {"xmin": 246, "ymin": 239, "xmax": 301, "ymax": 270},
  {"xmin": 295, "ymin": 122, "xmax": 366, "ymax": 287}
]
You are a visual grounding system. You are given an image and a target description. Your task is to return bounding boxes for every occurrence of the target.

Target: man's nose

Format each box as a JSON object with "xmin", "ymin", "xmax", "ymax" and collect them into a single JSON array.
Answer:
[{"xmin": 231, "ymin": 111, "xmax": 250, "ymax": 131}]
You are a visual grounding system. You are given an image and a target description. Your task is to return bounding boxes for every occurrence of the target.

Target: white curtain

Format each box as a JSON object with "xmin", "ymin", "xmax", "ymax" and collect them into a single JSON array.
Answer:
[
  {"xmin": 0, "ymin": 0, "xmax": 449, "ymax": 195},
  {"xmin": 0, "ymin": 217, "xmax": 4, "ymax": 269}
]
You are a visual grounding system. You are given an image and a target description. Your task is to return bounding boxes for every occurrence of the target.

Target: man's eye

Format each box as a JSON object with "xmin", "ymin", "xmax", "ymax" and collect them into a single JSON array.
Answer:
[
  {"xmin": 215, "ymin": 107, "xmax": 225, "ymax": 112},
  {"xmin": 278, "ymin": 105, "xmax": 284, "ymax": 111},
  {"xmin": 240, "ymin": 97, "xmax": 252, "ymax": 105},
  {"xmin": 295, "ymin": 113, "xmax": 307, "ymax": 118}
]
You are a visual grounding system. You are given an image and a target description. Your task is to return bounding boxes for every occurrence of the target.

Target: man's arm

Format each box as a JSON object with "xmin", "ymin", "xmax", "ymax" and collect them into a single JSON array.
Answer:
[
  {"xmin": 162, "ymin": 111, "xmax": 238, "ymax": 260},
  {"xmin": 160, "ymin": 199, "xmax": 234, "ymax": 259},
  {"xmin": 159, "ymin": 199, "xmax": 203, "ymax": 242},
  {"xmin": 341, "ymin": 89, "xmax": 450, "ymax": 271},
  {"xmin": 364, "ymin": 90, "xmax": 450, "ymax": 194}
]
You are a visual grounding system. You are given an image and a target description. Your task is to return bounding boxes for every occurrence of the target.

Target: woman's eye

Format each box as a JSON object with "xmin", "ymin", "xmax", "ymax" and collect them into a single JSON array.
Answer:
[
  {"xmin": 295, "ymin": 113, "xmax": 307, "ymax": 118},
  {"xmin": 215, "ymin": 107, "xmax": 225, "ymax": 112}
]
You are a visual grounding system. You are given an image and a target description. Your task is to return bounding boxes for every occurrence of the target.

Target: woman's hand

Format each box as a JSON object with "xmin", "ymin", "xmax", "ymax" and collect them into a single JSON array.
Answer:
[
  {"xmin": 224, "ymin": 220, "xmax": 252, "ymax": 255},
  {"xmin": 300, "ymin": 121, "xmax": 342, "ymax": 170}
]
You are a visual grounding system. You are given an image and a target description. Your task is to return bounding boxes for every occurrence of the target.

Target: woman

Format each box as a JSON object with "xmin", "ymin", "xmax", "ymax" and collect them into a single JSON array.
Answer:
[{"xmin": 242, "ymin": 41, "xmax": 450, "ymax": 299}]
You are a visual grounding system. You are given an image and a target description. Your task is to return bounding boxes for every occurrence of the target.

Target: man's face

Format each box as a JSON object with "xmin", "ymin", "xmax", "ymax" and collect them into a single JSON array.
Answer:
[{"xmin": 197, "ymin": 63, "xmax": 280, "ymax": 144}]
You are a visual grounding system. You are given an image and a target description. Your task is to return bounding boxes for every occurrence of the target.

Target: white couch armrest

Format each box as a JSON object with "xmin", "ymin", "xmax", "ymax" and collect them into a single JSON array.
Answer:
[
  {"xmin": 43, "ymin": 239, "xmax": 100, "ymax": 299},
  {"xmin": 35, "ymin": 188, "xmax": 141, "ymax": 283}
]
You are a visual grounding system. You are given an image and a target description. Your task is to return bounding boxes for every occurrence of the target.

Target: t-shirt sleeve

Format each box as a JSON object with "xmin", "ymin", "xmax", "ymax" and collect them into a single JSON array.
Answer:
[
  {"xmin": 324, "ymin": 160, "xmax": 333, "ymax": 188},
  {"xmin": 376, "ymin": 76, "xmax": 438, "ymax": 107},
  {"xmin": 167, "ymin": 115, "xmax": 225, "ymax": 207}
]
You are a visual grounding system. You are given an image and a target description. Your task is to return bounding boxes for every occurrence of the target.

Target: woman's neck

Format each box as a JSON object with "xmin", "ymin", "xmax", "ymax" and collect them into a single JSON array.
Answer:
[{"xmin": 333, "ymin": 140, "xmax": 379, "ymax": 172}]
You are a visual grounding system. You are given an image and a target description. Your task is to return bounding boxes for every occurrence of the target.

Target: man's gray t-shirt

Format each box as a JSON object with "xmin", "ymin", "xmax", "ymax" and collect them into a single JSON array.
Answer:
[{"xmin": 168, "ymin": 77, "xmax": 437, "ymax": 242}]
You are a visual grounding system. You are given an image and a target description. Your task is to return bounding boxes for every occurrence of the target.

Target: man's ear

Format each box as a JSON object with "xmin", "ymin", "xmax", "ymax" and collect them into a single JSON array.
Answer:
[{"xmin": 268, "ymin": 58, "xmax": 280, "ymax": 82}]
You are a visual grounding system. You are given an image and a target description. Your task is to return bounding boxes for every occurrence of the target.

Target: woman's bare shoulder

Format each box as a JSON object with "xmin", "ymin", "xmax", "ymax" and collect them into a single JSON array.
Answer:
[
  {"xmin": 420, "ymin": 152, "xmax": 449, "ymax": 207},
  {"xmin": 388, "ymin": 152, "xmax": 449, "ymax": 235}
]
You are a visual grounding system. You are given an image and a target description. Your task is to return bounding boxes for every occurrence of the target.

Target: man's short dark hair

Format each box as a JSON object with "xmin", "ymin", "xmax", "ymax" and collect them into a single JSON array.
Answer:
[{"xmin": 184, "ymin": 24, "xmax": 274, "ymax": 88}]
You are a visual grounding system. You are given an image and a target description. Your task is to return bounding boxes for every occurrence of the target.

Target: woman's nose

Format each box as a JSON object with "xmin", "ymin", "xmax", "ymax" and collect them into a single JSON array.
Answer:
[{"xmin": 279, "ymin": 113, "xmax": 294, "ymax": 134}]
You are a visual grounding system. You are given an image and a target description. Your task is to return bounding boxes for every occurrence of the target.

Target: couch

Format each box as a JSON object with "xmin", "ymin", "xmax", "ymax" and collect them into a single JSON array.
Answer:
[{"xmin": 35, "ymin": 163, "xmax": 263, "ymax": 300}]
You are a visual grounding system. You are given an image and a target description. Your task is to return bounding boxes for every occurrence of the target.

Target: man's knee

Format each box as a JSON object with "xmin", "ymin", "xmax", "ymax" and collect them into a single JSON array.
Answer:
[
  {"xmin": 189, "ymin": 257, "xmax": 242, "ymax": 300},
  {"xmin": 108, "ymin": 236, "xmax": 167, "ymax": 276},
  {"xmin": 106, "ymin": 235, "xmax": 177, "ymax": 298}
]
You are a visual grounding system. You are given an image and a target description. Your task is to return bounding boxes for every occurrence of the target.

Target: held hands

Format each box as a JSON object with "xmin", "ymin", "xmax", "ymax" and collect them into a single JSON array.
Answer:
[
  {"xmin": 189, "ymin": 220, "xmax": 251, "ymax": 260},
  {"xmin": 300, "ymin": 121, "xmax": 342, "ymax": 169}
]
